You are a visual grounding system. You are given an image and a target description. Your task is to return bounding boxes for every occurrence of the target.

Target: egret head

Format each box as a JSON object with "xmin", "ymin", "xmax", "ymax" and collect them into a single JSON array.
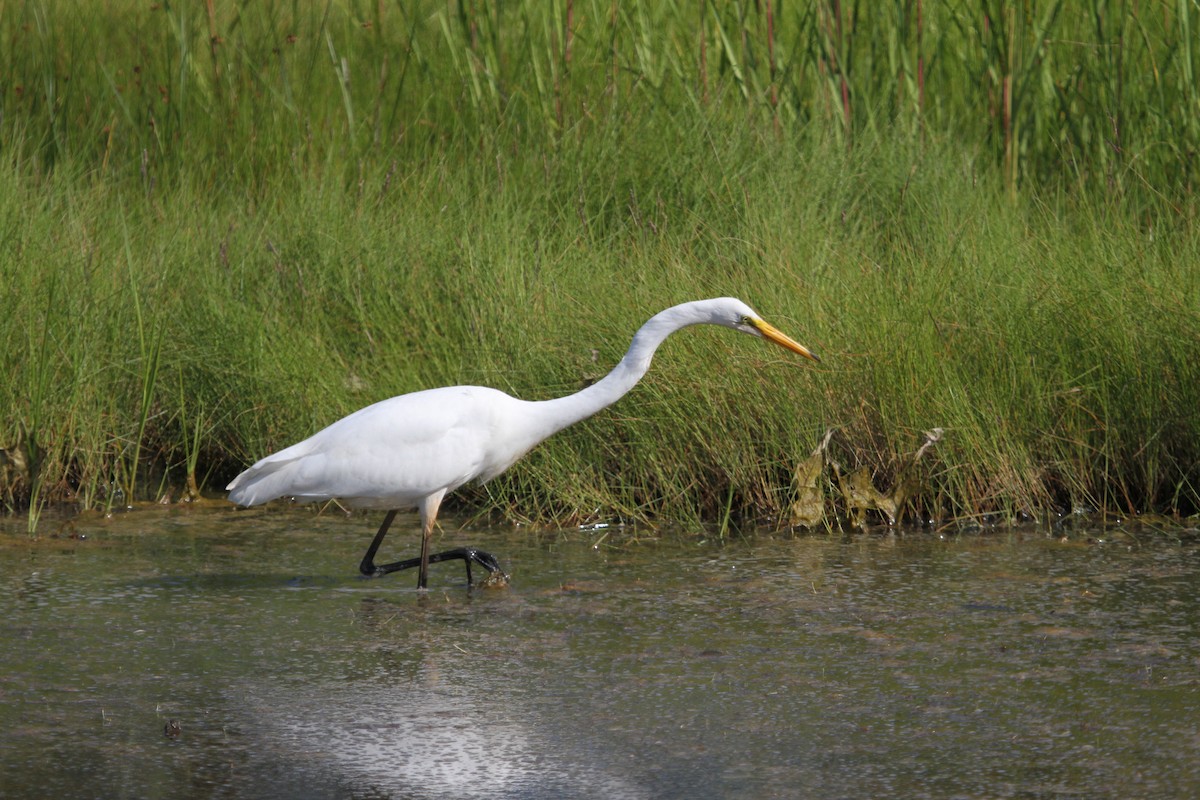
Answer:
[{"xmin": 717, "ymin": 298, "xmax": 821, "ymax": 362}]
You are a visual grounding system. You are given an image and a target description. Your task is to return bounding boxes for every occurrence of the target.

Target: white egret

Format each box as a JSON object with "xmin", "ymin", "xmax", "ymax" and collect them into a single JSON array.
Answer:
[{"xmin": 227, "ymin": 298, "xmax": 818, "ymax": 588}]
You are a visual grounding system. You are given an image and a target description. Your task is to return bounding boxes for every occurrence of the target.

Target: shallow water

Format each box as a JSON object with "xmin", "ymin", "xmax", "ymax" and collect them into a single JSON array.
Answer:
[{"xmin": 1, "ymin": 506, "xmax": 1198, "ymax": 799}]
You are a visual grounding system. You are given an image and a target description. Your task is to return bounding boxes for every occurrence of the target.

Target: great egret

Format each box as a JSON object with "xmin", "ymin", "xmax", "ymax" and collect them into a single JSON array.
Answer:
[{"xmin": 227, "ymin": 298, "xmax": 818, "ymax": 588}]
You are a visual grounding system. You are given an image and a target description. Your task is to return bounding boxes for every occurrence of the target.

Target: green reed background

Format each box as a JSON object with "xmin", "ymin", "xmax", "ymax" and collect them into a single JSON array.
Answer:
[{"xmin": 1, "ymin": 1, "xmax": 1198, "ymax": 529}]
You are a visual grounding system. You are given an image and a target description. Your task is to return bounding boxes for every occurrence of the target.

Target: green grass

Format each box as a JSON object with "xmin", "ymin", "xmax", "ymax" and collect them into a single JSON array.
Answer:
[{"xmin": 1, "ymin": 1, "xmax": 1198, "ymax": 529}]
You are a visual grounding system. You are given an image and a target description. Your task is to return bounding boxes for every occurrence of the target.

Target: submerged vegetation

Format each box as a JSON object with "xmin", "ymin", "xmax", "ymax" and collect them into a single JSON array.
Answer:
[{"xmin": 1, "ymin": 1, "xmax": 1198, "ymax": 529}]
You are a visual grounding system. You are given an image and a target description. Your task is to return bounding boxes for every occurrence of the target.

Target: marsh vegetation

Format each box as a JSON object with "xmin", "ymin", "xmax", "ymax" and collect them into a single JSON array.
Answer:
[{"xmin": 1, "ymin": 1, "xmax": 1198, "ymax": 529}]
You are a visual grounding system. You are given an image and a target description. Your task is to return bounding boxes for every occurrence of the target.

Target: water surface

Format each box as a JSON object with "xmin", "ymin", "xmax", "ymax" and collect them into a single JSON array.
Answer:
[{"xmin": 2, "ymin": 506, "xmax": 1198, "ymax": 799}]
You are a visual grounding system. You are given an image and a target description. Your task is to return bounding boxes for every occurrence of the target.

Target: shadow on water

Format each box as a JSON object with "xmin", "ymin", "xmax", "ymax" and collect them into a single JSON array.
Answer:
[{"xmin": 2, "ymin": 505, "xmax": 1199, "ymax": 799}]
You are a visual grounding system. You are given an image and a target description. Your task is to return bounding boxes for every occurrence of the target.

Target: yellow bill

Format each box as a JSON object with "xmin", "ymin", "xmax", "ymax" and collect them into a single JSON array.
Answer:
[{"xmin": 750, "ymin": 318, "xmax": 820, "ymax": 362}]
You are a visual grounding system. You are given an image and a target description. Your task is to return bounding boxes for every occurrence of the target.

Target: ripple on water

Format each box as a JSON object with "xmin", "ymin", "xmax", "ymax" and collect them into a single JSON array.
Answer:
[{"xmin": 1, "ymin": 509, "xmax": 1199, "ymax": 799}]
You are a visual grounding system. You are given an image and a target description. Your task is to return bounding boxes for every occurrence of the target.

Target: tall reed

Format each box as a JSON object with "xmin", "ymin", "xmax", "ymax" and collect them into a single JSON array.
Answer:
[
  {"xmin": 0, "ymin": 2, "xmax": 1197, "ymax": 528},
  {"xmin": 3, "ymin": 2, "xmax": 1196, "ymax": 200}
]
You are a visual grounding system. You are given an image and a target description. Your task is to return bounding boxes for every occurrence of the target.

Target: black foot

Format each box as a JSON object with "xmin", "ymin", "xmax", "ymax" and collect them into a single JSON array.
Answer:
[{"xmin": 360, "ymin": 546, "xmax": 508, "ymax": 587}]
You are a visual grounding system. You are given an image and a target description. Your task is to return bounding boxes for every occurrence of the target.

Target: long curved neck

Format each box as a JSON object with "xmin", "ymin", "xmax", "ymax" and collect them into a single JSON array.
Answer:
[{"xmin": 532, "ymin": 301, "xmax": 717, "ymax": 437}]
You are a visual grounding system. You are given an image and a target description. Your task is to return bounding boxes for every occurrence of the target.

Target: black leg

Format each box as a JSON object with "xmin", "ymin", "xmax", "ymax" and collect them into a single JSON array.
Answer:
[
  {"xmin": 366, "ymin": 547, "xmax": 508, "ymax": 585},
  {"xmin": 358, "ymin": 510, "xmax": 507, "ymax": 586},
  {"xmin": 359, "ymin": 510, "xmax": 399, "ymax": 577}
]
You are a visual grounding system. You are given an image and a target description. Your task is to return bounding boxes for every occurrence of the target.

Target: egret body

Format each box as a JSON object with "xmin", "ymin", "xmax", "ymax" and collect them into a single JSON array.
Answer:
[{"xmin": 227, "ymin": 298, "xmax": 818, "ymax": 588}]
